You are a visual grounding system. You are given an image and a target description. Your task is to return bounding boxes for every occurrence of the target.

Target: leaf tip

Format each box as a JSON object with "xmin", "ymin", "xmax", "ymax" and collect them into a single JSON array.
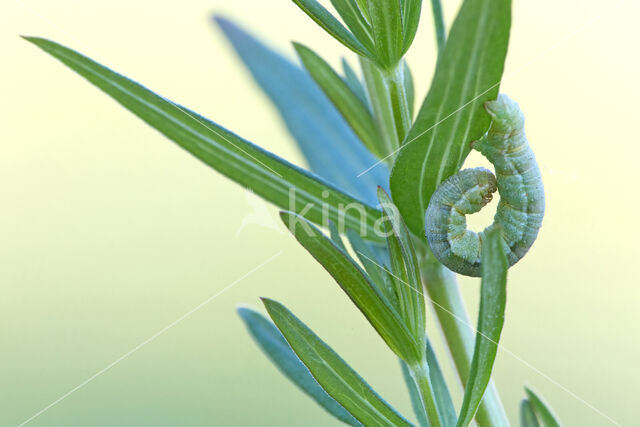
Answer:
[
  {"xmin": 20, "ymin": 35, "xmax": 42, "ymax": 45},
  {"xmin": 236, "ymin": 304, "xmax": 256, "ymax": 318},
  {"xmin": 260, "ymin": 297, "xmax": 282, "ymax": 315},
  {"xmin": 211, "ymin": 13, "xmax": 229, "ymax": 27},
  {"xmin": 278, "ymin": 210, "xmax": 294, "ymax": 226}
]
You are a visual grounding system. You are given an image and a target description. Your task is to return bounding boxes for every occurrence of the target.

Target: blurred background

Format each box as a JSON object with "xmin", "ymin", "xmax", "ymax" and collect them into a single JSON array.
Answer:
[{"xmin": 1, "ymin": 0, "xmax": 638, "ymax": 425}]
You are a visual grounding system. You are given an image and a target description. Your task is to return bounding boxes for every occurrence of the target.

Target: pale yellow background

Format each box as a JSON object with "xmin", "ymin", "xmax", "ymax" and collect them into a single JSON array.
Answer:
[{"xmin": 1, "ymin": 0, "xmax": 638, "ymax": 425}]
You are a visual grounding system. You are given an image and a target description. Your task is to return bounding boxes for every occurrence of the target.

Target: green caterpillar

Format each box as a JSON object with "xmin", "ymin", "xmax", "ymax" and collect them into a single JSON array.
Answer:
[{"xmin": 425, "ymin": 94, "xmax": 545, "ymax": 277}]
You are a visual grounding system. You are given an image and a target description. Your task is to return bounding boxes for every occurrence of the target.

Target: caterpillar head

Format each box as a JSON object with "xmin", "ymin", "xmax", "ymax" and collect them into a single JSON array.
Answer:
[{"xmin": 485, "ymin": 93, "xmax": 525, "ymax": 135}]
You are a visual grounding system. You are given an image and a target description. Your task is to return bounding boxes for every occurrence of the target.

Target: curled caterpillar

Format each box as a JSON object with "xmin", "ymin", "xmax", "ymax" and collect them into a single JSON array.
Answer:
[{"xmin": 425, "ymin": 94, "xmax": 545, "ymax": 277}]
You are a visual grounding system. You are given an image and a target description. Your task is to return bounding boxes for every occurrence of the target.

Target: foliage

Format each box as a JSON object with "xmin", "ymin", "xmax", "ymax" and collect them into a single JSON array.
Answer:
[{"xmin": 26, "ymin": 0, "xmax": 561, "ymax": 425}]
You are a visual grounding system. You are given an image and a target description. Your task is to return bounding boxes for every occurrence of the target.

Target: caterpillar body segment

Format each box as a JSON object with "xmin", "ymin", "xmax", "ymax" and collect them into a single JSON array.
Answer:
[{"xmin": 425, "ymin": 94, "xmax": 545, "ymax": 277}]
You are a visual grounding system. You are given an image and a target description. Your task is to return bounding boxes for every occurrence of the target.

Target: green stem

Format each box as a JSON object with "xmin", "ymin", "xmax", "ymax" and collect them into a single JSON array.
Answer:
[
  {"xmin": 430, "ymin": 0, "xmax": 446, "ymax": 53},
  {"xmin": 386, "ymin": 63, "xmax": 412, "ymax": 142},
  {"xmin": 359, "ymin": 58, "xmax": 411, "ymax": 163},
  {"xmin": 409, "ymin": 362, "xmax": 443, "ymax": 427},
  {"xmin": 420, "ymin": 248, "xmax": 509, "ymax": 427}
]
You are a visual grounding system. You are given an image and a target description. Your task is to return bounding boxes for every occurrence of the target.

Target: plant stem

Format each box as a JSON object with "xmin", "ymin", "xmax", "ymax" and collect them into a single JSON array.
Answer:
[
  {"xmin": 409, "ymin": 361, "xmax": 443, "ymax": 427},
  {"xmin": 386, "ymin": 62, "xmax": 412, "ymax": 142},
  {"xmin": 359, "ymin": 58, "xmax": 411, "ymax": 163},
  {"xmin": 420, "ymin": 247, "xmax": 509, "ymax": 427}
]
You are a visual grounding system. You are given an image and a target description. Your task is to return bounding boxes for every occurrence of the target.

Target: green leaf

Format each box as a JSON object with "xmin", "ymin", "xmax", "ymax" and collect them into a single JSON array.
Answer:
[
  {"xmin": 280, "ymin": 211, "xmax": 422, "ymax": 364},
  {"xmin": 355, "ymin": 0, "xmax": 371, "ymax": 22},
  {"xmin": 403, "ymin": 61, "xmax": 415, "ymax": 118},
  {"xmin": 520, "ymin": 399, "xmax": 541, "ymax": 427},
  {"xmin": 390, "ymin": 0, "xmax": 511, "ymax": 235},
  {"xmin": 215, "ymin": 17, "xmax": 389, "ymax": 207},
  {"xmin": 360, "ymin": 58, "xmax": 410, "ymax": 158},
  {"xmin": 329, "ymin": 0, "xmax": 375, "ymax": 52},
  {"xmin": 262, "ymin": 298, "xmax": 414, "ymax": 426},
  {"xmin": 429, "ymin": 0, "xmax": 446, "ymax": 53},
  {"xmin": 294, "ymin": 43, "xmax": 381, "ymax": 158},
  {"xmin": 342, "ymin": 58, "xmax": 370, "ymax": 107},
  {"xmin": 368, "ymin": 0, "xmax": 404, "ymax": 67},
  {"xmin": 328, "ymin": 220, "xmax": 348, "ymax": 252},
  {"xmin": 456, "ymin": 227, "xmax": 508, "ymax": 426},
  {"xmin": 400, "ymin": 0, "xmax": 423, "ymax": 54},
  {"xmin": 346, "ymin": 229, "xmax": 398, "ymax": 310},
  {"xmin": 377, "ymin": 189, "xmax": 425, "ymax": 348},
  {"xmin": 426, "ymin": 340, "xmax": 457, "ymax": 427},
  {"xmin": 292, "ymin": 0, "xmax": 373, "ymax": 58},
  {"xmin": 237, "ymin": 307, "xmax": 361, "ymax": 426},
  {"xmin": 24, "ymin": 37, "xmax": 385, "ymax": 244},
  {"xmin": 525, "ymin": 387, "xmax": 563, "ymax": 427}
]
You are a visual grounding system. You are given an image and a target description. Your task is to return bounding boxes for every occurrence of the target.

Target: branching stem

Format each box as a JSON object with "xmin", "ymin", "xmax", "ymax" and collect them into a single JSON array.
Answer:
[
  {"xmin": 420, "ymin": 247, "xmax": 509, "ymax": 426},
  {"xmin": 409, "ymin": 362, "xmax": 443, "ymax": 427}
]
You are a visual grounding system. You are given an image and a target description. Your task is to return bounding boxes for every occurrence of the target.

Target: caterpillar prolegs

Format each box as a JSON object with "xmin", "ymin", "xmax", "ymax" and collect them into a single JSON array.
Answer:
[{"xmin": 425, "ymin": 94, "xmax": 545, "ymax": 277}]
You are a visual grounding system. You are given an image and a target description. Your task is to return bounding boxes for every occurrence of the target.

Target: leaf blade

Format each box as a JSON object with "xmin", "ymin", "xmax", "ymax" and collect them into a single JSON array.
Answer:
[
  {"xmin": 429, "ymin": 0, "xmax": 446, "ymax": 53},
  {"xmin": 390, "ymin": 0, "xmax": 511, "ymax": 235},
  {"xmin": 346, "ymin": 229, "xmax": 398, "ymax": 310},
  {"xmin": 215, "ymin": 17, "xmax": 389, "ymax": 206},
  {"xmin": 342, "ymin": 58, "xmax": 370, "ymax": 107},
  {"xmin": 520, "ymin": 399, "xmax": 541, "ymax": 427},
  {"xmin": 377, "ymin": 189, "xmax": 425, "ymax": 348},
  {"xmin": 237, "ymin": 307, "xmax": 361, "ymax": 426},
  {"xmin": 294, "ymin": 43, "xmax": 382, "ymax": 158},
  {"xmin": 400, "ymin": 0, "xmax": 423, "ymax": 54},
  {"xmin": 24, "ymin": 36, "xmax": 385, "ymax": 243},
  {"xmin": 280, "ymin": 211, "xmax": 421, "ymax": 364},
  {"xmin": 456, "ymin": 227, "xmax": 508, "ymax": 426},
  {"xmin": 525, "ymin": 387, "xmax": 563, "ymax": 427},
  {"xmin": 263, "ymin": 298, "xmax": 413, "ymax": 427},
  {"xmin": 368, "ymin": 0, "xmax": 404, "ymax": 66},
  {"xmin": 292, "ymin": 0, "xmax": 373, "ymax": 58},
  {"xmin": 330, "ymin": 0, "xmax": 375, "ymax": 52}
]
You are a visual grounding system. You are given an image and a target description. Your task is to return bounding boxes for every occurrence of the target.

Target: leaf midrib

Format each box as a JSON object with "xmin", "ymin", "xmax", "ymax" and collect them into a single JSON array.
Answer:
[
  {"xmin": 432, "ymin": 4, "xmax": 492, "ymax": 188},
  {"xmin": 48, "ymin": 41, "xmax": 381, "ymax": 229},
  {"xmin": 280, "ymin": 312, "xmax": 400, "ymax": 426}
]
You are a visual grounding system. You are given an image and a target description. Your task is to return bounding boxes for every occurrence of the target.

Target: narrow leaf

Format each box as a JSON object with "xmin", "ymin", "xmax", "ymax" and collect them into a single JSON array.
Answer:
[
  {"xmin": 355, "ymin": 0, "xmax": 371, "ymax": 22},
  {"xmin": 215, "ymin": 17, "xmax": 388, "ymax": 205},
  {"xmin": 403, "ymin": 61, "xmax": 415, "ymax": 118},
  {"xmin": 237, "ymin": 307, "xmax": 360, "ymax": 426},
  {"xmin": 346, "ymin": 229, "xmax": 398, "ymax": 310},
  {"xmin": 525, "ymin": 387, "xmax": 563, "ymax": 427},
  {"xmin": 330, "ymin": 0, "xmax": 375, "ymax": 52},
  {"xmin": 429, "ymin": 0, "xmax": 446, "ymax": 53},
  {"xmin": 342, "ymin": 58, "xmax": 370, "ymax": 107},
  {"xmin": 360, "ymin": 58, "xmax": 401, "ymax": 158},
  {"xmin": 400, "ymin": 0, "xmax": 423, "ymax": 54},
  {"xmin": 263, "ymin": 298, "xmax": 414, "ymax": 426},
  {"xmin": 368, "ymin": 0, "xmax": 404, "ymax": 66},
  {"xmin": 328, "ymin": 220, "xmax": 348, "ymax": 252},
  {"xmin": 377, "ymin": 188, "xmax": 425, "ymax": 347},
  {"xmin": 280, "ymin": 211, "xmax": 421, "ymax": 364},
  {"xmin": 520, "ymin": 399, "xmax": 541, "ymax": 427},
  {"xmin": 456, "ymin": 227, "xmax": 508, "ymax": 426},
  {"xmin": 24, "ymin": 37, "xmax": 385, "ymax": 243},
  {"xmin": 294, "ymin": 43, "xmax": 382, "ymax": 158},
  {"xmin": 390, "ymin": 0, "xmax": 511, "ymax": 235},
  {"xmin": 292, "ymin": 0, "xmax": 373, "ymax": 58}
]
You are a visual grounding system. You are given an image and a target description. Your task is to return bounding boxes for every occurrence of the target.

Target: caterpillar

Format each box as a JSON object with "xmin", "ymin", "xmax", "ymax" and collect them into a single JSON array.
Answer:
[{"xmin": 425, "ymin": 94, "xmax": 545, "ymax": 277}]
